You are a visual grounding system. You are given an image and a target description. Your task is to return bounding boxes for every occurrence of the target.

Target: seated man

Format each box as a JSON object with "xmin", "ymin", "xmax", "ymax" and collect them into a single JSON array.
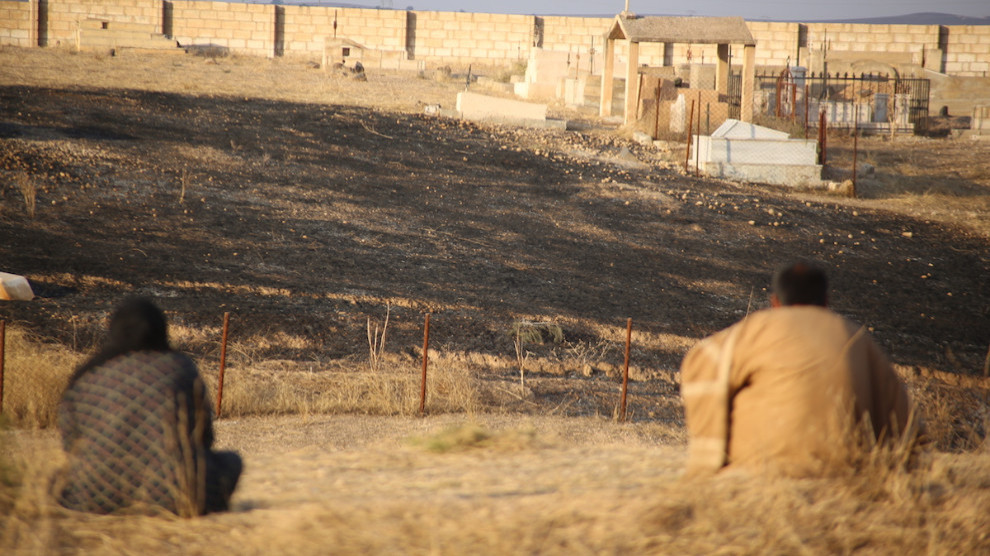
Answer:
[
  {"xmin": 680, "ymin": 261, "xmax": 922, "ymax": 477},
  {"xmin": 54, "ymin": 297, "xmax": 241, "ymax": 516}
]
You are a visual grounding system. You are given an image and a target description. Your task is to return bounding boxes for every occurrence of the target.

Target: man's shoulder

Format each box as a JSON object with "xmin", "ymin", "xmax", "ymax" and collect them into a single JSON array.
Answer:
[
  {"xmin": 761, "ymin": 305, "xmax": 856, "ymax": 328},
  {"xmin": 683, "ymin": 314, "xmax": 754, "ymax": 365},
  {"xmin": 705, "ymin": 307, "xmax": 863, "ymax": 347}
]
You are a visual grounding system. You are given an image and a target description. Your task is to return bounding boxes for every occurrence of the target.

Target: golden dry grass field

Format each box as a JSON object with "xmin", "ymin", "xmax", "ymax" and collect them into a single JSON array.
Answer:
[{"xmin": 1, "ymin": 47, "xmax": 989, "ymax": 554}]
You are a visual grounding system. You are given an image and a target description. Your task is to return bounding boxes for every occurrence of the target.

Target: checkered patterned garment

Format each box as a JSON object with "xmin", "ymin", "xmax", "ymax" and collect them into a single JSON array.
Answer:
[{"xmin": 55, "ymin": 351, "xmax": 215, "ymax": 516}]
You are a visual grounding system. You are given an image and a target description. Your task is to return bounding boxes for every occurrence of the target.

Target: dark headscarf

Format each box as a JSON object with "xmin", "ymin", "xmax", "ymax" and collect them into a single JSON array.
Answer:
[{"xmin": 69, "ymin": 297, "xmax": 171, "ymax": 385}]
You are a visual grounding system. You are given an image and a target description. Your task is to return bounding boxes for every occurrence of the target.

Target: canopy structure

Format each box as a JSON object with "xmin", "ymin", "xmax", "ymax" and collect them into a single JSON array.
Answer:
[{"xmin": 600, "ymin": 14, "xmax": 758, "ymax": 124}]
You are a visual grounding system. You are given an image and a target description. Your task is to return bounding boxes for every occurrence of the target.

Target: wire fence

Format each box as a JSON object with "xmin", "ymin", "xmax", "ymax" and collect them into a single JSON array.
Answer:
[{"xmin": 0, "ymin": 315, "xmax": 641, "ymax": 423}]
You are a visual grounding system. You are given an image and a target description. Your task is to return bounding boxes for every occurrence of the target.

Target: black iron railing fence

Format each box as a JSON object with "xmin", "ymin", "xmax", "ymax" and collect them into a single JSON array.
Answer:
[{"xmin": 729, "ymin": 72, "xmax": 930, "ymax": 133}]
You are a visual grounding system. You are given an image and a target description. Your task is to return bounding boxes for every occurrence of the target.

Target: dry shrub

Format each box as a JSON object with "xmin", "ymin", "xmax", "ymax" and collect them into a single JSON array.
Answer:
[
  {"xmin": 203, "ymin": 351, "xmax": 481, "ymax": 418},
  {"xmin": 423, "ymin": 352, "xmax": 482, "ymax": 414},
  {"xmin": 409, "ymin": 422, "xmax": 538, "ymax": 453},
  {"xmin": 0, "ymin": 327, "xmax": 79, "ymax": 428},
  {"xmin": 635, "ymin": 451, "xmax": 990, "ymax": 554},
  {"xmin": 493, "ymin": 60, "xmax": 527, "ymax": 83},
  {"xmin": 896, "ymin": 365, "xmax": 989, "ymax": 451},
  {"xmin": 11, "ymin": 172, "xmax": 37, "ymax": 218},
  {"xmin": 1, "ymin": 324, "xmax": 482, "ymax": 427},
  {"xmin": 753, "ymin": 113, "xmax": 810, "ymax": 138}
]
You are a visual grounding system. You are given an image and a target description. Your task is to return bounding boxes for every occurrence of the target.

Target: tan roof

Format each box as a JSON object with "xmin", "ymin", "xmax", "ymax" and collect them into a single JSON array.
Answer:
[
  {"xmin": 324, "ymin": 37, "xmax": 367, "ymax": 50},
  {"xmin": 608, "ymin": 15, "xmax": 756, "ymax": 46}
]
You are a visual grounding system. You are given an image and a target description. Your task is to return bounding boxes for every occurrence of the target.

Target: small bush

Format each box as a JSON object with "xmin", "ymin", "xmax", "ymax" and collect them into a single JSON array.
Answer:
[
  {"xmin": 12, "ymin": 172, "xmax": 37, "ymax": 218},
  {"xmin": 0, "ymin": 328, "xmax": 79, "ymax": 428},
  {"xmin": 494, "ymin": 60, "xmax": 527, "ymax": 83}
]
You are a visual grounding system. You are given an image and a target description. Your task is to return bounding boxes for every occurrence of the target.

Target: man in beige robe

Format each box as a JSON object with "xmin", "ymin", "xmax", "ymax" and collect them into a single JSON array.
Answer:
[{"xmin": 680, "ymin": 262, "xmax": 920, "ymax": 477}]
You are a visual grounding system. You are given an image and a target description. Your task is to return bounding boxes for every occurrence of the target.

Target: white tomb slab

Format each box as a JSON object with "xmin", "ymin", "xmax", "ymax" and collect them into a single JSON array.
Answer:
[{"xmin": 693, "ymin": 119, "xmax": 823, "ymax": 187}]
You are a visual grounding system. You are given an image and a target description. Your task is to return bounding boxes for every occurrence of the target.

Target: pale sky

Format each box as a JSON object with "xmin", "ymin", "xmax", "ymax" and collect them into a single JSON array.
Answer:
[{"xmin": 389, "ymin": 1, "xmax": 989, "ymax": 20}]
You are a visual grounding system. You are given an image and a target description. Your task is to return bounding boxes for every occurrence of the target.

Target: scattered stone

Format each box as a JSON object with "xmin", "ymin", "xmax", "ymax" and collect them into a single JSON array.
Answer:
[
  {"xmin": 633, "ymin": 131, "xmax": 653, "ymax": 146},
  {"xmin": 0, "ymin": 272, "xmax": 34, "ymax": 301}
]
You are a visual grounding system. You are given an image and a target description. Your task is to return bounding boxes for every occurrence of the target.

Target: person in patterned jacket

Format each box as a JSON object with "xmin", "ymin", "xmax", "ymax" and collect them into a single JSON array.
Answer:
[{"xmin": 53, "ymin": 297, "xmax": 241, "ymax": 516}]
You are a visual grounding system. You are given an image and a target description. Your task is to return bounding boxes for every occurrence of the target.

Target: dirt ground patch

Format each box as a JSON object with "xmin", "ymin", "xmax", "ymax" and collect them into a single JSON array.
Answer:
[
  {"xmin": 1, "ymin": 48, "xmax": 987, "ymax": 384},
  {"xmin": 1, "ymin": 47, "xmax": 989, "ymax": 554},
  {"xmin": 5, "ymin": 414, "xmax": 990, "ymax": 555}
]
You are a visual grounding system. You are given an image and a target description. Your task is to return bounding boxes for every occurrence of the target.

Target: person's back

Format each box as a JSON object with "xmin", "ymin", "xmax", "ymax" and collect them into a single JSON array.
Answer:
[
  {"xmin": 680, "ymin": 262, "xmax": 919, "ymax": 477},
  {"xmin": 57, "ymin": 350, "xmax": 211, "ymax": 515},
  {"xmin": 54, "ymin": 298, "xmax": 240, "ymax": 516},
  {"xmin": 708, "ymin": 306, "xmax": 908, "ymax": 475}
]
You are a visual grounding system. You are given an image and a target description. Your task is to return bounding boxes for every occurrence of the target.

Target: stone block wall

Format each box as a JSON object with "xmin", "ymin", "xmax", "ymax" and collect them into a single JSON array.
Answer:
[
  {"xmin": 170, "ymin": 1, "xmax": 271, "ymax": 56},
  {"xmin": 409, "ymin": 10, "xmax": 533, "ymax": 66},
  {"xmin": 806, "ymin": 23, "xmax": 940, "ymax": 55},
  {"xmin": 281, "ymin": 6, "xmax": 406, "ymax": 59},
  {"xmin": 746, "ymin": 21, "xmax": 801, "ymax": 67},
  {"xmin": 0, "ymin": 0, "xmax": 32, "ymax": 47},
  {"xmin": 40, "ymin": 0, "xmax": 161, "ymax": 46},
  {"xmin": 1, "ymin": 1, "xmax": 988, "ymax": 77},
  {"xmin": 944, "ymin": 26, "xmax": 990, "ymax": 76},
  {"xmin": 541, "ymin": 15, "xmax": 610, "ymax": 74}
]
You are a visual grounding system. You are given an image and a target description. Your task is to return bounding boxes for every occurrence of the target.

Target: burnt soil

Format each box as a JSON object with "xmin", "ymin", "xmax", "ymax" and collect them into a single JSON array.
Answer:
[{"xmin": 0, "ymin": 51, "xmax": 988, "ymax": 445}]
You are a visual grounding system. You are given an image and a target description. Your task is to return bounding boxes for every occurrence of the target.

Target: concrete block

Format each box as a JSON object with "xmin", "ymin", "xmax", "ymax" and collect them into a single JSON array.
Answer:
[
  {"xmin": 700, "ymin": 160, "xmax": 823, "ymax": 187},
  {"xmin": 670, "ymin": 95, "xmax": 686, "ymax": 133},
  {"xmin": 702, "ymin": 136, "xmax": 818, "ymax": 166},
  {"xmin": 0, "ymin": 272, "xmax": 33, "ymax": 301},
  {"xmin": 514, "ymin": 81, "xmax": 557, "ymax": 100},
  {"xmin": 958, "ymin": 33, "xmax": 979, "ymax": 45},
  {"xmin": 688, "ymin": 64, "xmax": 716, "ymax": 89},
  {"xmin": 712, "ymin": 119, "xmax": 790, "ymax": 140},
  {"xmin": 527, "ymin": 49, "xmax": 570, "ymax": 79},
  {"xmin": 456, "ymin": 91, "xmax": 547, "ymax": 126}
]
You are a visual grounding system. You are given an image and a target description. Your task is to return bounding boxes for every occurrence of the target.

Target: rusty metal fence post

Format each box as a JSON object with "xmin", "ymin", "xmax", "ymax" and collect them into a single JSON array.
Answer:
[
  {"xmin": 653, "ymin": 82, "xmax": 662, "ymax": 138},
  {"xmin": 215, "ymin": 312, "xmax": 230, "ymax": 418},
  {"xmin": 0, "ymin": 320, "xmax": 5, "ymax": 414},
  {"xmin": 818, "ymin": 109, "xmax": 827, "ymax": 165},
  {"xmin": 852, "ymin": 104, "xmax": 859, "ymax": 198},
  {"xmin": 695, "ymin": 97, "xmax": 702, "ymax": 177},
  {"xmin": 419, "ymin": 313, "xmax": 431, "ymax": 416},
  {"xmin": 619, "ymin": 318, "xmax": 632, "ymax": 422},
  {"xmin": 685, "ymin": 99, "xmax": 695, "ymax": 173}
]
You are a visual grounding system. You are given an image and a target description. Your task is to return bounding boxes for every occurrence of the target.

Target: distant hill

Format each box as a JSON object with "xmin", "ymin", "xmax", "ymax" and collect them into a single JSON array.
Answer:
[
  {"xmin": 777, "ymin": 12, "xmax": 990, "ymax": 25},
  {"xmin": 630, "ymin": 12, "xmax": 990, "ymax": 26},
  {"xmin": 243, "ymin": 4, "xmax": 990, "ymax": 25}
]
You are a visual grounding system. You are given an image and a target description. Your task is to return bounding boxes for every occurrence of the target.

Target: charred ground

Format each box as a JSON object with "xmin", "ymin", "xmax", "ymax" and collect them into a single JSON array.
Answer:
[{"xmin": 0, "ymin": 50, "xmax": 988, "ymax": 439}]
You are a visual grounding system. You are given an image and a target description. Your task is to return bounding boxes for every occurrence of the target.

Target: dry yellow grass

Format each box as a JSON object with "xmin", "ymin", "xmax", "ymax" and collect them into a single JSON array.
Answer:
[
  {"xmin": 0, "ymin": 327, "xmax": 79, "ymax": 429},
  {"xmin": 207, "ymin": 352, "xmax": 481, "ymax": 418},
  {"xmin": 0, "ymin": 324, "xmax": 484, "ymax": 426},
  {"xmin": 2, "ymin": 326, "xmax": 989, "ymax": 554},
  {"xmin": 3, "ymin": 414, "xmax": 990, "ymax": 555}
]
